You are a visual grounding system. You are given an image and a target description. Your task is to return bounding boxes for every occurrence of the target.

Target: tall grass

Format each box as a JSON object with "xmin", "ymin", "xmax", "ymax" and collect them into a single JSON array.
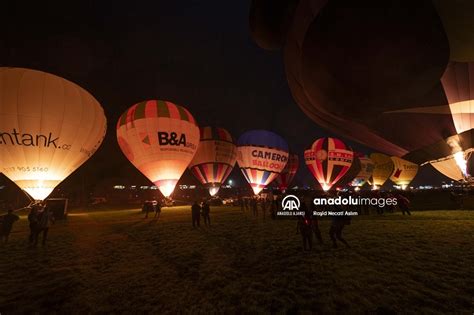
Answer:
[{"xmin": 0, "ymin": 207, "xmax": 472, "ymax": 313}]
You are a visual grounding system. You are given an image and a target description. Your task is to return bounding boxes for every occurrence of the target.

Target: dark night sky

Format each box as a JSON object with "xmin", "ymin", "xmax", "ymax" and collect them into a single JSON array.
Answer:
[{"xmin": 0, "ymin": 1, "xmax": 449, "ymax": 191}]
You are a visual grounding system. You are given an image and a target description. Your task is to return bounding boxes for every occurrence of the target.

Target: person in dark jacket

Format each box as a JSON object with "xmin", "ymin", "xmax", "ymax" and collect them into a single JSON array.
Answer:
[
  {"xmin": 28, "ymin": 204, "xmax": 41, "ymax": 245},
  {"xmin": 1, "ymin": 208, "xmax": 20, "ymax": 242},
  {"xmin": 154, "ymin": 200, "xmax": 162, "ymax": 219},
  {"xmin": 329, "ymin": 213, "xmax": 350, "ymax": 249},
  {"xmin": 201, "ymin": 201, "xmax": 211, "ymax": 226},
  {"xmin": 396, "ymin": 194, "xmax": 411, "ymax": 215},
  {"xmin": 191, "ymin": 201, "xmax": 201, "ymax": 227},
  {"xmin": 296, "ymin": 204, "xmax": 313, "ymax": 251}
]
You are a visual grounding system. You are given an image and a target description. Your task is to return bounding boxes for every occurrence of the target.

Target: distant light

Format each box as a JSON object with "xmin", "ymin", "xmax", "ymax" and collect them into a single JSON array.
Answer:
[
  {"xmin": 140, "ymin": 186, "xmax": 149, "ymax": 190},
  {"xmin": 130, "ymin": 185, "xmax": 137, "ymax": 189},
  {"xmin": 209, "ymin": 187, "xmax": 219, "ymax": 196},
  {"xmin": 113, "ymin": 185, "xmax": 126, "ymax": 190}
]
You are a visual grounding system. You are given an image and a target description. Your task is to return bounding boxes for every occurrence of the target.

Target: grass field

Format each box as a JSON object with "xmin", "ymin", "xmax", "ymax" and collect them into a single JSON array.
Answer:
[{"xmin": 0, "ymin": 207, "xmax": 473, "ymax": 314}]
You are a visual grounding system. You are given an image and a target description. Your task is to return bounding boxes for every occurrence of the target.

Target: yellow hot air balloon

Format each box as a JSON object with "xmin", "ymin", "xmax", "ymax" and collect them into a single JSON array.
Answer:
[
  {"xmin": 0, "ymin": 68, "xmax": 106, "ymax": 201},
  {"xmin": 116, "ymin": 100, "xmax": 199, "ymax": 197},
  {"xmin": 368, "ymin": 153, "xmax": 394, "ymax": 190},
  {"xmin": 390, "ymin": 156, "xmax": 418, "ymax": 189}
]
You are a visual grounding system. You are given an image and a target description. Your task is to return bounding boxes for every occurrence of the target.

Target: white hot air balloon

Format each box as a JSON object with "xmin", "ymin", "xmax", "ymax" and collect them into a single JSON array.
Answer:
[{"xmin": 0, "ymin": 68, "xmax": 107, "ymax": 200}]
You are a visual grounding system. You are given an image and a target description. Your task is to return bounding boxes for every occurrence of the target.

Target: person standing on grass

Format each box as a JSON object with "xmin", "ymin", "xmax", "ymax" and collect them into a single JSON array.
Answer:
[
  {"xmin": 201, "ymin": 201, "xmax": 211, "ymax": 226},
  {"xmin": 35, "ymin": 207, "xmax": 55, "ymax": 247},
  {"xmin": 239, "ymin": 196, "xmax": 244, "ymax": 212},
  {"xmin": 0, "ymin": 208, "xmax": 20, "ymax": 243},
  {"xmin": 244, "ymin": 197, "xmax": 249, "ymax": 211},
  {"xmin": 154, "ymin": 199, "xmax": 162, "ymax": 219},
  {"xmin": 142, "ymin": 201, "xmax": 153, "ymax": 219},
  {"xmin": 310, "ymin": 201, "xmax": 323, "ymax": 245},
  {"xmin": 261, "ymin": 197, "xmax": 267, "ymax": 220},
  {"xmin": 251, "ymin": 197, "xmax": 258, "ymax": 217},
  {"xmin": 396, "ymin": 193, "xmax": 411, "ymax": 215},
  {"xmin": 296, "ymin": 205, "xmax": 313, "ymax": 251},
  {"xmin": 28, "ymin": 204, "xmax": 42, "ymax": 245},
  {"xmin": 191, "ymin": 201, "xmax": 201, "ymax": 227},
  {"xmin": 329, "ymin": 213, "xmax": 350, "ymax": 249}
]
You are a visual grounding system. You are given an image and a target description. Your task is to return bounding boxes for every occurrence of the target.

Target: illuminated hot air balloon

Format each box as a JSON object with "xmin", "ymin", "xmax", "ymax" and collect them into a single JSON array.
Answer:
[
  {"xmin": 188, "ymin": 126, "xmax": 237, "ymax": 196},
  {"xmin": 274, "ymin": 153, "xmax": 298, "ymax": 191},
  {"xmin": 368, "ymin": 153, "xmax": 394, "ymax": 190},
  {"xmin": 304, "ymin": 137, "xmax": 354, "ymax": 191},
  {"xmin": 334, "ymin": 156, "xmax": 360, "ymax": 189},
  {"xmin": 0, "ymin": 68, "xmax": 106, "ymax": 201},
  {"xmin": 116, "ymin": 100, "xmax": 199, "ymax": 197},
  {"xmin": 407, "ymin": 62, "xmax": 474, "ymax": 180},
  {"xmin": 390, "ymin": 157, "xmax": 418, "ymax": 189},
  {"xmin": 350, "ymin": 154, "xmax": 374, "ymax": 189},
  {"xmin": 237, "ymin": 130, "xmax": 289, "ymax": 195}
]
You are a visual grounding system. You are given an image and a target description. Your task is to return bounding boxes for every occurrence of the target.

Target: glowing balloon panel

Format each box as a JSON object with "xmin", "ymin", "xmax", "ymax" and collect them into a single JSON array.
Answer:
[
  {"xmin": 0, "ymin": 68, "xmax": 106, "ymax": 200},
  {"xmin": 116, "ymin": 100, "xmax": 199, "ymax": 197}
]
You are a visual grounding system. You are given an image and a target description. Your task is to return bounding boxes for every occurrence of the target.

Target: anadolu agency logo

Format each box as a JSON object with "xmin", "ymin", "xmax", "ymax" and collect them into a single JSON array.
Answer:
[
  {"xmin": 277, "ymin": 195, "xmax": 305, "ymax": 218},
  {"xmin": 282, "ymin": 195, "xmax": 300, "ymax": 211}
]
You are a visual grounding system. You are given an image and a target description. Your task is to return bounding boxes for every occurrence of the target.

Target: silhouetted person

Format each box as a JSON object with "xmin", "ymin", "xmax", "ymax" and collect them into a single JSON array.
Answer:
[
  {"xmin": 154, "ymin": 200, "xmax": 162, "ymax": 219},
  {"xmin": 1, "ymin": 209, "xmax": 19, "ymax": 243},
  {"xmin": 397, "ymin": 194, "xmax": 411, "ymax": 215},
  {"xmin": 296, "ymin": 211, "xmax": 313, "ymax": 251},
  {"xmin": 261, "ymin": 198, "xmax": 267, "ymax": 219},
  {"xmin": 28, "ymin": 205, "xmax": 41, "ymax": 245},
  {"xmin": 310, "ymin": 202, "xmax": 323, "ymax": 245},
  {"xmin": 143, "ymin": 201, "xmax": 153, "ymax": 219},
  {"xmin": 329, "ymin": 214, "xmax": 350, "ymax": 249},
  {"xmin": 251, "ymin": 198, "xmax": 258, "ymax": 217},
  {"xmin": 202, "ymin": 201, "xmax": 211, "ymax": 226},
  {"xmin": 36, "ymin": 207, "xmax": 55, "ymax": 247},
  {"xmin": 244, "ymin": 198, "xmax": 249, "ymax": 211},
  {"xmin": 191, "ymin": 201, "xmax": 201, "ymax": 227}
]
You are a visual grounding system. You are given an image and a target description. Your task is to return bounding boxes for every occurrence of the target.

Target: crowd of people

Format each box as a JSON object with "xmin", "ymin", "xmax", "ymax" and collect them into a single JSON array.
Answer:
[
  {"xmin": 0, "ymin": 202, "xmax": 55, "ymax": 247},
  {"xmin": 1, "ymin": 190, "xmax": 412, "ymax": 252}
]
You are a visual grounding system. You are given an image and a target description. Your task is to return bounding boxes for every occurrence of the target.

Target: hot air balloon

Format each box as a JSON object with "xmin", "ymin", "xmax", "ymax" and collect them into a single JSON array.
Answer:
[
  {"xmin": 350, "ymin": 154, "xmax": 374, "ymax": 189},
  {"xmin": 237, "ymin": 130, "xmax": 289, "ymax": 195},
  {"xmin": 368, "ymin": 153, "xmax": 394, "ymax": 190},
  {"xmin": 390, "ymin": 157, "xmax": 418, "ymax": 189},
  {"xmin": 250, "ymin": 0, "xmax": 467, "ymax": 160},
  {"xmin": 116, "ymin": 100, "xmax": 199, "ymax": 198},
  {"xmin": 405, "ymin": 62, "xmax": 474, "ymax": 179},
  {"xmin": 333, "ymin": 156, "xmax": 361, "ymax": 189},
  {"xmin": 304, "ymin": 137, "xmax": 354, "ymax": 191},
  {"xmin": 274, "ymin": 152, "xmax": 298, "ymax": 191},
  {"xmin": 0, "ymin": 68, "xmax": 106, "ymax": 201},
  {"xmin": 188, "ymin": 126, "xmax": 237, "ymax": 196}
]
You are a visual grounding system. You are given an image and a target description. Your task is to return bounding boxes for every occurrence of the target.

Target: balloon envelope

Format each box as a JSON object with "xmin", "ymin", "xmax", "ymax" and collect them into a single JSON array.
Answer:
[
  {"xmin": 0, "ymin": 68, "xmax": 106, "ymax": 200},
  {"xmin": 304, "ymin": 137, "xmax": 354, "ymax": 191},
  {"xmin": 116, "ymin": 100, "xmax": 199, "ymax": 197},
  {"xmin": 350, "ymin": 155, "xmax": 374, "ymax": 187},
  {"xmin": 274, "ymin": 152, "xmax": 298, "ymax": 191},
  {"xmin": 237, "ymin": 130, "xmax": 289, "ymax": 195},
  {"xmin": 368, "ymin": 153, "xmax": 394, "ymax": 189},
  {"xmin": 188, "ymin": 126, "xmax": 237, "ymax": 196},
  {"xmin": 390, "ymin": 157, "xmax": 418, "ymax": 189}
]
